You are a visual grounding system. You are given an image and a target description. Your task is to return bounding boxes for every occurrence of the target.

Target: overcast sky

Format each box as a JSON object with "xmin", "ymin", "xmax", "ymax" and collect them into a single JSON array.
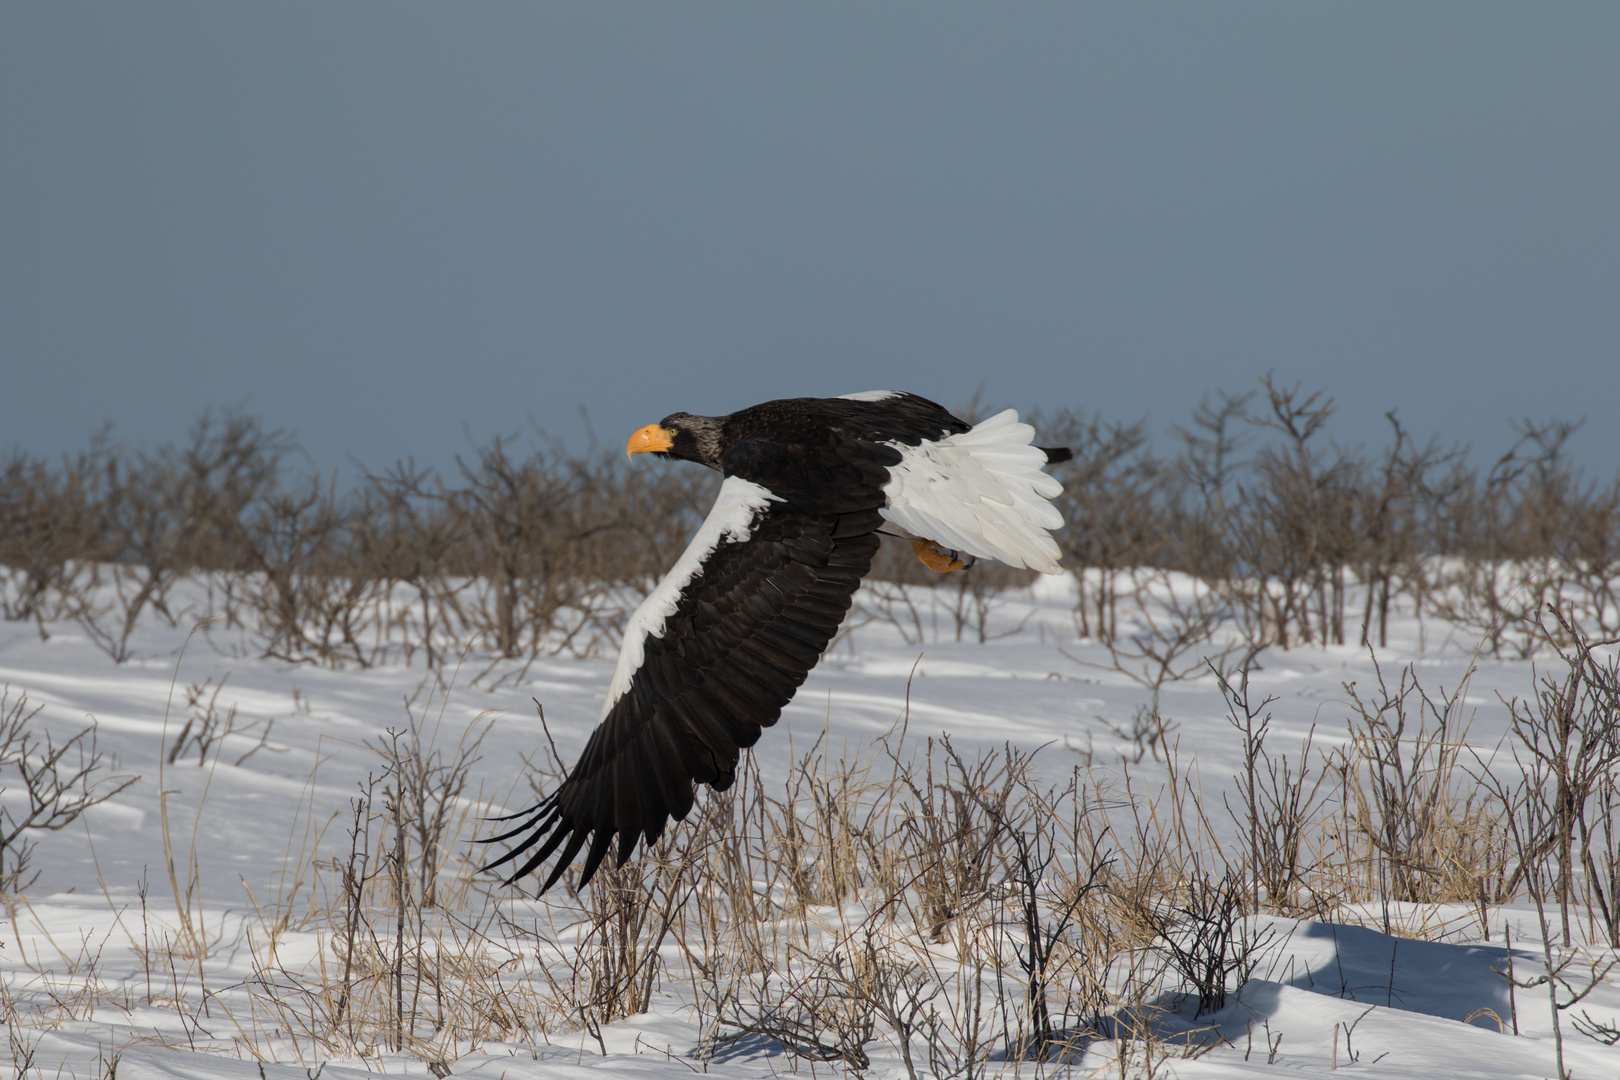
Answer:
[{"xmin": 4, "ymin": 3, "xmax": 1618, "ymax": 479}]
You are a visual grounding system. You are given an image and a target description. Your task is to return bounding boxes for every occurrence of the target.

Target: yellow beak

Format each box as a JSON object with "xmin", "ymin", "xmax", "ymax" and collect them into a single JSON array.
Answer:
[{"xmin": 626, "ymin": 423, "xmax": 675, "ymax": 459}]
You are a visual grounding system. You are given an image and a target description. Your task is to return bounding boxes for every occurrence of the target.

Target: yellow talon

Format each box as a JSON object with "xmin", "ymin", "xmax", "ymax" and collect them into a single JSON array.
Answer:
[{"xmin": 910, "ymin": 537, "xmax": 968, "ymax": 573}]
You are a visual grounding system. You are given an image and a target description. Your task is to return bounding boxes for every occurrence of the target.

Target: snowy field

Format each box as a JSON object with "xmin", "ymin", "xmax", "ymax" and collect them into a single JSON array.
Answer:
[{"xmin": 2, "ymin": 572, "xmax": 1618, "ymax": 1079}]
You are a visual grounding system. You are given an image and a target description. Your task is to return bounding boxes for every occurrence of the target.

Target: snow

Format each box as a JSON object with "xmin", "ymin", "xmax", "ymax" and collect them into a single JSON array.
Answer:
[{"xmin": 1, "ymin": 573, "xmax": 1617, "ymax": 1079}]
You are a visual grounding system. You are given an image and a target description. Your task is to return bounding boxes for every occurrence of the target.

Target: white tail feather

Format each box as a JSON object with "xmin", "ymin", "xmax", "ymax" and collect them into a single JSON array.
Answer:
[{"xmin": 878, "ymin": 409, "xmax": 1065, "ymax": 574}]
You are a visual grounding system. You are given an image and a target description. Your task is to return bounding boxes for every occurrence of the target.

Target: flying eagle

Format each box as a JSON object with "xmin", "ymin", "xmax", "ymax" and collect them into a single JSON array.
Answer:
[{"xmin": 483, "ymin": 391, "xmax": 1070, "ymax": 891}]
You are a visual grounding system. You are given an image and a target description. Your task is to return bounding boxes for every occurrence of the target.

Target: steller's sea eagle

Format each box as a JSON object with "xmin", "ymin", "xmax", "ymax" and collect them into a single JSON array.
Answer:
[{"xmin": 482, "ymin": 391, "xmax": 1071, "ymax": 891}]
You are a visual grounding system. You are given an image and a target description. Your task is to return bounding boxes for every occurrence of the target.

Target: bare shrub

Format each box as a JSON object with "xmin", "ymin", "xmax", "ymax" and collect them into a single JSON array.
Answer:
[
  {"xmin": 1098, "ymin": 570, "xmax": 1241, "ymax": 689},
  {"xmin": 1042, "ymin": 412, "xmax": 1163, "ymax": 644},
  {"xmin": 764, "ymin": 732, "xmax": 898, "ymax": 910},
  {"xmin": 252, "ymin": 696, "xmax": 501, "ymax": 1061},
  {"xmin": 164, "ymin": 675, "xmax": 277, "ymax": 767},
  {"xmin": 1351, "ymin": 414, "xmax": 1462, "ymax": 649},
  {"xmin": 1096, "ymin": 702, "xmax": 1179, "ymax": 767},
  {"xmin": 1498, "ymin": 856, "xmax": 1619, "ymax": 1077},
  {"xmin": 1232, "ymin": 377, "xmax": 1358, "ymax": 649},
  {"xmin": 1427, "ymin": 420, "xmax": 1606, "ymax": 658},
  {"xmin": 1486, "ymin": 606, "xmax": 1620, "ymax": 947},
  {"xmin": 0, "ymin": 432, "xmax": 121, "ymax": 642},
  {"xmin": 686, "ymin": 735, "xmax": 1124, "ymax": 1072},
  {"xmin": 894, "ymin": 738, "xmax": 1011, "ymax": 943},
  {"xmin": 1331, "ymin": 657, "xmax": 1508, "ymax": 912},
  {"xmin": 383, "ymin": 690, "xmax": 494, "ymax": 909},
  {"xmin": 701, "ymin": 944, "xmax": 879, "ymax": 1071},
  {"xmin": 987, "ymin": 760, "xmax": 1113, "ymax": 1059},
  {"xmin": 0, "ymin": 686, "xmax": 138, "ymax": 893},
  {"xmin": 233, "ymin": 478, "xmax": 371, "ymax": 666},
  {"xmin": 355, "ymin": 461, "xmax": 462, "ymax": 669},
  {"xmin": 1216, "ymin": 662, "xmax": 1328, "ymax": 914},
  {"xmin": 448, "ymin": 437, "xmax": 606, "ymax": 662},
  {"xmin": 101, "ymin": 415, "xmax": 291, "ymax": 661},
  {"xmin": 1138, "ymin": 867, "xmax": 1269, "ymax": 1017}
]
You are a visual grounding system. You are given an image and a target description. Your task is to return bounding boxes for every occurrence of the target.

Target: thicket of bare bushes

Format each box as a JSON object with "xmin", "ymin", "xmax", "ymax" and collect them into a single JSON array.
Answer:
[
  {"xmin": 3, "ymin": 379, "xmax": 1618, "ymax": 671},
  {"xmin": 0, "ymin": 414, "xmax": 717, "ymax": 672},
  {"xmin": 1040, "ymin": 377, "xmax": 1620, "ymax": 659}
]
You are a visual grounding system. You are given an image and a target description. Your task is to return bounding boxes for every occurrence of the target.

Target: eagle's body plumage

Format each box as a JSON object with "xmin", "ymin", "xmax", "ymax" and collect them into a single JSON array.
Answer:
[{"xmin": 483, "ymin": 392, "xmax": 1069, "ymax": 891}]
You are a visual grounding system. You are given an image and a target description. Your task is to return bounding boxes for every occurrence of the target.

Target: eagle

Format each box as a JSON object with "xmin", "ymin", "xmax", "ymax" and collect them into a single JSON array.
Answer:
[{"xmin": 482, "ymin": 391, "xmax": 1071, "ymax": 891}]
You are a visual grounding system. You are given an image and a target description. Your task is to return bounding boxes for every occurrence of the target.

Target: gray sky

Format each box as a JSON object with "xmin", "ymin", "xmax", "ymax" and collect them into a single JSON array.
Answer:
[{"xmin": 4, "ymin": 3, "xmax": 1618, "ymax": 478}]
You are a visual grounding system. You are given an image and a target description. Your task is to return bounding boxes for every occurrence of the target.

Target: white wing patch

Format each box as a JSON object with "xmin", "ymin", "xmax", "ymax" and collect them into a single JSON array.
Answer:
[
  {"xmin": 838, "ymin": 390, "xmax": 902, "ymax": 402},
  {"xmin": 879, "ymin": 409, "xmax": 1065, "ymax": 575},
  {"xmin": 603, "ymin": 476, "xmax": 781, "ymax": 717}
]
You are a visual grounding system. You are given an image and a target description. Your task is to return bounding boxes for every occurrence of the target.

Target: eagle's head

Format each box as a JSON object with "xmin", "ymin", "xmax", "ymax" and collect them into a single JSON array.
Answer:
[{"xmin": 626, "ymin": 412, "xmax": 724, "ymax": 470}]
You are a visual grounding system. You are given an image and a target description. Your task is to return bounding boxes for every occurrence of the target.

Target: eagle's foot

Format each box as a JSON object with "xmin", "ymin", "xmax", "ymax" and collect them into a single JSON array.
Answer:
[{"xmin": 909, "ymin": 537, "xmax": 973, "ymax": 573}]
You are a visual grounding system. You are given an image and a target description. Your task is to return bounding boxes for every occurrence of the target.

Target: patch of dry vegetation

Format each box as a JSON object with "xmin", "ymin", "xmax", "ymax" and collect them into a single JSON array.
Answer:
[{"xmin": 2, "ymin": 612, "xmax": 1616, "ymax": 1076}]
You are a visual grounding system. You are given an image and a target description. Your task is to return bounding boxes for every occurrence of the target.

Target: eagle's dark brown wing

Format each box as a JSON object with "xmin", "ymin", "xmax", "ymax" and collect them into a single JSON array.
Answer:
[{"xmin": 482, "ymin": 437, "xmax": 891, "ymax": 891}]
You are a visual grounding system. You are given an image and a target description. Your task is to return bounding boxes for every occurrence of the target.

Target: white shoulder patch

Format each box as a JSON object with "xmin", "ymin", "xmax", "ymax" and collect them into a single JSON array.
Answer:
[
  {"xmin": 837, "ymin": 390, "xmax": 902, "ymax": 402},
  {"xmin": 602, "ymin": 476, "xmax": 781, "ymax": 717},
  {"xmin": 878, "ymin": 409, "xmax": 1066, "ymax": 574}
]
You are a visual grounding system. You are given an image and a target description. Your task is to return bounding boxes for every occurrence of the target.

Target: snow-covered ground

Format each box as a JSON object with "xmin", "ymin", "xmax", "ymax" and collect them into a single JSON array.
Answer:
[{"xmin": 2, "ymin": 573, "xmax": 1617, "ymax": 1078}]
